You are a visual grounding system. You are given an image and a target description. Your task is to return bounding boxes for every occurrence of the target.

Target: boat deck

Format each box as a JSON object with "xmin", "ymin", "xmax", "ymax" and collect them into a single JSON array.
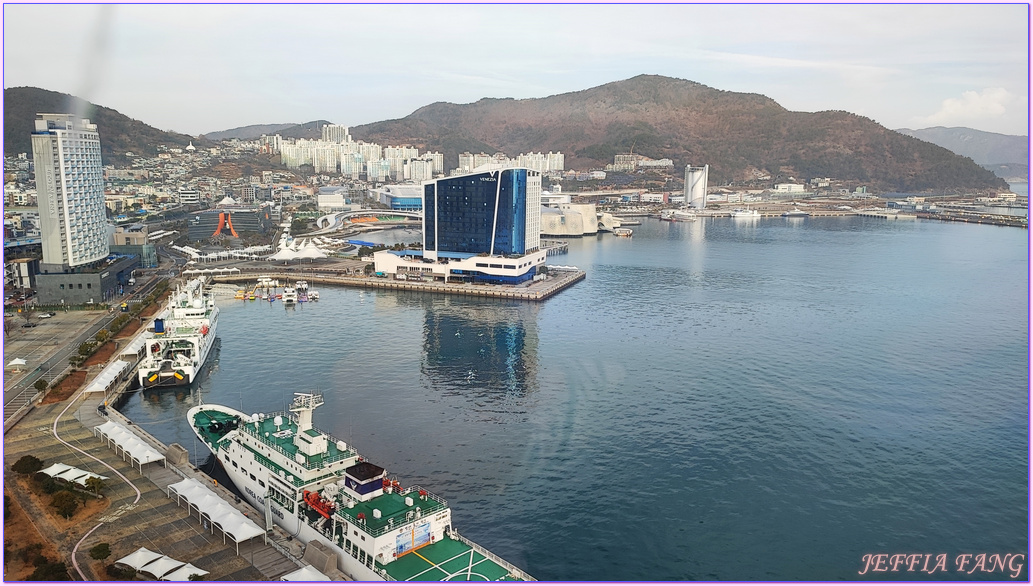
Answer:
[{"xmin": 382, "ymin": 537, "xmax": 523, "ymax": 581}]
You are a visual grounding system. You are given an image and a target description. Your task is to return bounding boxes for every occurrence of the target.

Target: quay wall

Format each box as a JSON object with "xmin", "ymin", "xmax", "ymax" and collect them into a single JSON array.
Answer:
[{"xmin": 211, "ymin": 270, "xmax": 586, "ymax": 302}]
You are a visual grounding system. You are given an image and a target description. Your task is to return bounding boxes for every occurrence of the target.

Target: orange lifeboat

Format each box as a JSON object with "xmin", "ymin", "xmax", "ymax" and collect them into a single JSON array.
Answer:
[{"xmin": 302, "ymin": 490, "xmax": 336, "ymax": 519}]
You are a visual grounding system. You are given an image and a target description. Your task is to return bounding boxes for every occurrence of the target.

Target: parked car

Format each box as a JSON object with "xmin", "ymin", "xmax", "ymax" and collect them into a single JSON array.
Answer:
[
  {"xmin": 38, "ymin": 312, "xmax": 55, "ymax": 318},
  {"xmin": 20, "ymin": 322, "xmax": 38, "ymax": 328}
]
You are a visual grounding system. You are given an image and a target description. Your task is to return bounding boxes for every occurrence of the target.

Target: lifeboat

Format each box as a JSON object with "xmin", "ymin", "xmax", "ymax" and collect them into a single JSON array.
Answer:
[
  {"xmin": 200, "ymin": 324, "xmax": 209, "ymax": 335},
  {"xmin": 303, "ymin": 489, "xmax": 336, "ymax": 519}
]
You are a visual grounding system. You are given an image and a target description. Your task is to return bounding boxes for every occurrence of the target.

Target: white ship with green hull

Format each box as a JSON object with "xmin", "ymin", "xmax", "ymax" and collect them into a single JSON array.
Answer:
[{"xmin": 187, "ymin": 393, "xmax": 533, "ymax": 581}]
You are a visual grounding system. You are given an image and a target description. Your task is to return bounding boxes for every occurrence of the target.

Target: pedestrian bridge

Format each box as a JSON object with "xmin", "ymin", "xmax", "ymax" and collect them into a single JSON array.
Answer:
[{"xmin": 311, "ymin": 210, "xmax": 422, "ymax": 235}]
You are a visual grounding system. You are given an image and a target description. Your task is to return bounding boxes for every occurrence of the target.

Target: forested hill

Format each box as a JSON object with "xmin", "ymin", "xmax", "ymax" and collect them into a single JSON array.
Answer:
[
  {"xmin": 4, "ymin": 87, "xmax": 209, "ymax": 166},
  {"xmin": 352, "ymin": 75, "xmax": 1006, "ymax": 192}
]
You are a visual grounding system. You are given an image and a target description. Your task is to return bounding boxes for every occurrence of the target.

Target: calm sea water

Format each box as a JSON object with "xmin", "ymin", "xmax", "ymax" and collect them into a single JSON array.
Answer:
[{"xmin": 120, "ymin": 216, "xmax": 1029, "ymax": 581}]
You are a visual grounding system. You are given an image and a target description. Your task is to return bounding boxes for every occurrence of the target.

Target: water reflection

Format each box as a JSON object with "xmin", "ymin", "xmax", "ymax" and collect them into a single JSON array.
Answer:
[{"xmin": 417, "ymin": 297, "xmax": 540, "ymax": 415}]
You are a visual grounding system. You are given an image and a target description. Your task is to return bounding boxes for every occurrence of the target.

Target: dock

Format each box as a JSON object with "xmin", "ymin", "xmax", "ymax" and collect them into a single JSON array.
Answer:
[
  {"xmin": 917, "ymin": 211, "xmax": 1028, "ymax": 228},
  {"xmin": 210, "ymin": 268, "xmax": 586, "ymax": 302},
  {"xmin": 4, "ymin": 374, "xmax": 344, "ymax": 581}
]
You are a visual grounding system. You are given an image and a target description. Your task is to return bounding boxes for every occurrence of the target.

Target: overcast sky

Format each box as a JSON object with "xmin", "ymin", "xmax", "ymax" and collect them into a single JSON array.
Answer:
[{"xmin": 3, "ymin": 4, "xmax": 1028, "ymax": 137}]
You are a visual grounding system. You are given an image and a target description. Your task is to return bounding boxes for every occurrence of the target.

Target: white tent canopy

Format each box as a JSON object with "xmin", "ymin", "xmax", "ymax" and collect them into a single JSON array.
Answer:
[
  {"xmin": 119, "ymin": 331, "xmax": 152, "ymax": 359},
  {"xmin": 161, "ymin": 563, "xmax": 209, "ymax": 581},
  {"xmin": 167, "ymin": 478, "xmax": 265, "ymax": 553},
  {"xmin": 280, "ymin": 565, "xmax": 331, "ymax": 581},
  {"xmin": 38, "ymin": 463, "xmax": 107, "ymax": 487},
  {"xmin": 115, "ymin": 547, "xmax": 163, "ymax": 571},
  {"xmin": 7, "ymin": 358, "xmax": 27, "ymax": 367},
  {"xmin": 138, "ymin": 555, "xmax": 185, "ymax": 580},
  {"xmin": 84, "ymin": 360, "xmax": 130, "ymax": 394},
  {"xmin": 94, "ymin": 420, "xmax": 166, "ymax": 472}
]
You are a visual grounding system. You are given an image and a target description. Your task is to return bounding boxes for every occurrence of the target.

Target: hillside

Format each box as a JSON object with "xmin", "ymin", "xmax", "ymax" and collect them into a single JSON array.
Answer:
[
  {"xmin": 201, "ymin": 123, "xmax": 299, "ymax": 141},
  {"xmin": 202, "ymin": 120, "xmax": 333, "ymax": 141},
  {"xmin": 3, "ymin": 87, "xmax": 209, "ymax": 166},
  {"xmin": 352, "ymin": 75, "xmax": 1006, "ymax": 192},
  {"xmin": 895, "ymin": 126, "xmax": 1028, "ymax": 165}
]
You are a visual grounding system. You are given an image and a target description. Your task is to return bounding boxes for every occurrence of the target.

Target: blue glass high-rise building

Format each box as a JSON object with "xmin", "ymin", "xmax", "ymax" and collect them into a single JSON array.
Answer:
[
  {"xmin": 423, "ymin": 167, "xmax": 541, "ymax": 260},
  {"xmin": 371, "ymin": 167, "xmax": 544, "ymax": 285}
]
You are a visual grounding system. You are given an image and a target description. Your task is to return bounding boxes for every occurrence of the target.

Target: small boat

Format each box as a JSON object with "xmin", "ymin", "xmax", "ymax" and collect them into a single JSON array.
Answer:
[
  {"xmin": 730, "ymin": 208, "xmax": 761, "ymax": 218},
  {"xmin": 660, "ymin": 209, "xmax": 697, "ymax": 222},
  {"xmin": 782, "ymin": 208, "xmax": 810, "ymax": 217},
  {"xmin": 282, "ymin": 286, "xmax": 298, "ymax": 305},
  {"xmin": 613, "ymin": 227, "xmax": 633, "ymax": 237},
  {"xmin": 309, "ymin": 290, "xmax": 320, "ymax": 301}
]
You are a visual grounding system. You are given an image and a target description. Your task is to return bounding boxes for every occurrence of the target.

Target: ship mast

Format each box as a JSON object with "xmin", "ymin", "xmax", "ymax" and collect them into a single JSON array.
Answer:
[{"xmin": 290, "ymin": 392, "xmax": 323, "ymax": 433}]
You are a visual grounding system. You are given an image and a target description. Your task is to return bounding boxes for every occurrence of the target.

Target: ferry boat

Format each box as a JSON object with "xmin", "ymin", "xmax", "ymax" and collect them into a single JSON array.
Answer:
[
  {"xmin": 730, "ymin": 208, "xmax": 761, "ymax": 218},
  {"xmin": 187, "ymin": 394, "xmax": 534, "ymax": 582},
  {"xmin": 138, "ymin": 278, "xmax": 219, "ymax": 388}
]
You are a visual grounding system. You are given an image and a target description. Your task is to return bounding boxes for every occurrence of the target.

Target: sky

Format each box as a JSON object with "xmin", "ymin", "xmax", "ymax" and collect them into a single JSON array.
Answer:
[{"xmin": 3, "ymin": 4, "xmax": 1029, "ymax": 137}]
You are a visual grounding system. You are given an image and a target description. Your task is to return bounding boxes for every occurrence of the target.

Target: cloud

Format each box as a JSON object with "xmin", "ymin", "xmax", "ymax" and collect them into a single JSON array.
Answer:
[{"xmin": 921, "ymin": 88, "xmax": 1016, "ymax": 127}]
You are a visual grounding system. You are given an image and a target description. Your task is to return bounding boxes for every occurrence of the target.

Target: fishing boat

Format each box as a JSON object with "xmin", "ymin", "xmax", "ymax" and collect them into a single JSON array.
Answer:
[
  {"xmin": 138, "ymin": 277, "xmax": 219, "ymax": 388},
  {"xmin": 187, "ymin": 393, "xmax": 534, "ymax": 581}
]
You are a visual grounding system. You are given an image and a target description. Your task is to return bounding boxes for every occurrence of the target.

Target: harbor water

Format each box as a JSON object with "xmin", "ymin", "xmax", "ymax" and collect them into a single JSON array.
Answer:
[{"xmin": 119, "ymin": 216, "xmax": 1029, "ymax": 581}]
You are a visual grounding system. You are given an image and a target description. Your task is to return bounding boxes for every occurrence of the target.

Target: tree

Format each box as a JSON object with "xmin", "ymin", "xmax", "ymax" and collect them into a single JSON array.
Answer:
[
  {"xmin": 94, "ymin": 329, "xmax": 110, "ymax": 344},
  {"xmin": 88, "ymin": 543, "xmax": 111, "ymax": 560},
  {"xmin": 84, "ymin": 476, "xmax": 105, "ymax": 496},
  {"xmin": 11, "ymin": 455, "xmax": 43, "ymax": 474},
  {"xmin": 50, "ymin": 491, "xmax": 79, "ymax": 519},
  {"xmin": 28, "ymin": 560, "xmax": 70, "ymax": 580},
  {"xmin": 33, "ymin": 378, "xmax": 48, "ymax": 393}
]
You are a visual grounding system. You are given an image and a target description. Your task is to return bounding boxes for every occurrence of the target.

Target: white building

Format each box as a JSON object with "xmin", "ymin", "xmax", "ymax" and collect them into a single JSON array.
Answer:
[
  {"xmin": 178, "ymin": 189, "xmax": 201, "ymax": 205},
  {"xmin": 321, "ymin": 124, "xmax": 350, "ymax": 143},
  {"xmin": 774, "ymin": 183, "xmax": 805, "ymax": 193},
  {"xmin": 32, "ymin": 114, "xmax": 109, "ymax": 268},
  {"xmin": 685, "ymin": 164, "xmax": 709, "ymax": 209}
]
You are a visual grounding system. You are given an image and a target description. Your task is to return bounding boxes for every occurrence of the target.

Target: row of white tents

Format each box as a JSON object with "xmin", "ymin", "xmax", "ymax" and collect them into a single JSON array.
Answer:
[
  {"xmin": 38, "ymin": 463, "xmax": 107, "ymax": 488},
  {"xmin": 167, "ymin": 477, "xmax": 265, "ymax": 554},
  {"xmin": 115, "ymin": 547, "xmax": 208, "ymax": 581},
  {"xmin": 93, "ymin": 420, "xmax": 167, "ymax": 473}
]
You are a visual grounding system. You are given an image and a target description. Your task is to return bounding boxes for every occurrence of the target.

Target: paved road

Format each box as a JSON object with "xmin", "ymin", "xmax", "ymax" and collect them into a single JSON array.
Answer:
[{"xmin": 3, "ymin": 275, "xmax": 164, "ymax": 424}]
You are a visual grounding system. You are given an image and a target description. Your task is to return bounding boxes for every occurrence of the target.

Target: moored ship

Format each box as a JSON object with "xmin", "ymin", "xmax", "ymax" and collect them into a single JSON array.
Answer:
[
  {"xmin": 187, "ymin": 393, "xmax": 534, "ymax": 581},
  {"xmin": 138, "ymin": 277, "xmax": 219, "ymax": 388}
]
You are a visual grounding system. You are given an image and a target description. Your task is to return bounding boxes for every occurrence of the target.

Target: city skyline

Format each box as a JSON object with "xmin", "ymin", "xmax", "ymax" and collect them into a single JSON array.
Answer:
[{"xmin": 3, "ymin": 4, "xmax": 1029, "ymax": 138}]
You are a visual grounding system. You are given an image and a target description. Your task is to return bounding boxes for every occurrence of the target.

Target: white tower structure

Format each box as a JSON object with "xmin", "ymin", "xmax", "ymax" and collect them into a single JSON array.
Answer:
[
  {"xmin": 32, "ymin": 114, "xmax": 108, "ymax": 268},
  {"xmin": 685, "ymin": 164, "xmax": 709, "ymax": 209}
]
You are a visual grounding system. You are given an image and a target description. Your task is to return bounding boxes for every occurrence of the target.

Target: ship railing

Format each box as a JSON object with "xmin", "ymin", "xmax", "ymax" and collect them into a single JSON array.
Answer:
[
  {"xmin": 336, "ymin": 488, "xmax": 449, "ymax": 538},
  {"xmin": 450, "ymin": 528, "xmax": 536, "ymax": 581},
  {"xmin": 237, "ymin": 412, "xmax": 357, "ymax": 471}
]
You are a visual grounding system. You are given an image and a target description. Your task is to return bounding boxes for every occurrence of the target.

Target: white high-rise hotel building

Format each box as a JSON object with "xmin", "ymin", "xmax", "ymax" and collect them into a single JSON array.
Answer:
[{"xmin": 32, "ymin": 114, "xmax": 109, "ymax": 268}]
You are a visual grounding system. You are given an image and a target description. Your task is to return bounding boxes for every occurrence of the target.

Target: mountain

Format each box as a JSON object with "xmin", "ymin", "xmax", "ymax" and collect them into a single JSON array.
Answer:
[
  {"xmin": 201, "ymin": 120, "xmax": 334, "ymax": 141},
  {"xmin": 3, "ymin": 87, "xmax": 209, "ymax": 166},
  {"xmin": 201, "ymin": 123, "xmax": 299, "ymax": 141},
  {"xmin": 352, "ymin": 75, "xmax": 1006, "ymax": 192},
  {"xmin": 895, "ymin": 126, "xmax": 1028, "ymax": 165},
  {"xmin": 895, "ymin": 126, "xmax": 1028, "ymax": 182}
]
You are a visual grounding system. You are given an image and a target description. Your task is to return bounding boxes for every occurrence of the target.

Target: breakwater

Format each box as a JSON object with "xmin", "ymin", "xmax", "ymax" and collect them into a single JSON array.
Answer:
[{"xmin": 210, "ymin": 269, "xmax": 585, "ymax": 302}]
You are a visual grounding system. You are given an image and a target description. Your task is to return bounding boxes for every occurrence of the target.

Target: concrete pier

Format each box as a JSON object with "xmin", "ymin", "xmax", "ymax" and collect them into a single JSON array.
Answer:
[{"xmin": 212, "ymin": 268, "xmax": 586, "ymax": 302}]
